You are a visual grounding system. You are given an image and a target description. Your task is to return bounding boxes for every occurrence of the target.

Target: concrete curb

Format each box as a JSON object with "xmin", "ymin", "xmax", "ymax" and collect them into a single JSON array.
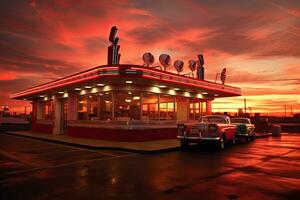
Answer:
[{"xmin": 2, "ymin": 131, "xmax": 180, "ymax": 154}]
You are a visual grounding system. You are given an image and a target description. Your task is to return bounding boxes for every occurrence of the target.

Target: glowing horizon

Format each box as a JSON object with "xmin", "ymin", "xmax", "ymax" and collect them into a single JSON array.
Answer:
[{"xmin": 0, "ymin": 1, "xmax": 299, "ymax": 116}]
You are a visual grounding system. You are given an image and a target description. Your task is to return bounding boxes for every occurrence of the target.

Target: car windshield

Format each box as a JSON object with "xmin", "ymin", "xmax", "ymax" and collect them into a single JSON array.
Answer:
[
  {"xmin": 231, "ymin": 118, "xmax": 249, "ymax": 124},
  {"xmin": 201, "ymin": 116, "xmax": 226, "ymax": 124}
]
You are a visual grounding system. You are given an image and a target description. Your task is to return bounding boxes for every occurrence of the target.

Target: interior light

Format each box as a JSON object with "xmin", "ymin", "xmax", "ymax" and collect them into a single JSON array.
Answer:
[
  {"xmin": 99, "ymin": 93, "xmax": 103, "ymax": 96},
  {"xmin": 125, "ymin": 99, "xmax": 132, "ymax": 103},
  {"xmin": 85, "ymin": 86, "xmax": 92, "ymax": 89},
  {"xmin": 74, "ymin": 88, "xmax": 81, "ymax": 91},
  {"xmin": 174, "ymin": 88, "xmax": 180, "ymax": 91},
  {"xmin": 125, "ymin": 80, "xmax": 133, "ymax": 84},
  {"xmin": 128, "ymin": 91, "xmax": 132, "ymax": 95},
  {"xmin": 97, "ymin": 83, "xmax": 105, "ymax": 86},
  {"xmin": 159, "ymin": 85, "xmax": 167, "ymax": 88},
  {"xmin": 58, "ymin": 91, "xmax": 64, "ymax": 94},
  {"xmin": 39, "ymin": 95, "xmax": 45, "ymax": 98},
  {"xmin": 214, "ymin": 94, "xmax": 219, "ymax": 96},
  {"xmin": 202, "ymin": 92, "xmax": 208, "ymax": 95},
  {"xmin": 133, "ymin": 96, "xmax": 140, "ymax": 100}
]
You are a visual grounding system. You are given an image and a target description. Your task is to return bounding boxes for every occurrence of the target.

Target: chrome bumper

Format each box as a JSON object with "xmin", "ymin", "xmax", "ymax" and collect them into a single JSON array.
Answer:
[{"xmin": 177, "ymin": 134, "xmax": 220, "ymax": 141}]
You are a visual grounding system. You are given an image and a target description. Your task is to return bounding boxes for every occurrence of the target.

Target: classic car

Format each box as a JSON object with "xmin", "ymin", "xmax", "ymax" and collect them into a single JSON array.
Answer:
[
  {"xmin": 231, "ymin": 117, "xmax": 255, "ymax": 141},
  {"xmin": 177, "ymin": 115, "xmax": 237, "ymax": 150}
]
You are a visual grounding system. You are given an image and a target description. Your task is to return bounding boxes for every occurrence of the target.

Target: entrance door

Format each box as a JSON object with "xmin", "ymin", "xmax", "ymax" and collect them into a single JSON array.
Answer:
[{"xmin": 60, "ymin": 99, "xmax": 68, "ymax": 134}]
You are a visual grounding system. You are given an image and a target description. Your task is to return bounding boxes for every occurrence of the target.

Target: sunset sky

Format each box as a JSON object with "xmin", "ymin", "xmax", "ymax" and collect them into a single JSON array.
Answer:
[{"xmin": 0, "ymin": 0, "xmax": 299, "ymax": 115}]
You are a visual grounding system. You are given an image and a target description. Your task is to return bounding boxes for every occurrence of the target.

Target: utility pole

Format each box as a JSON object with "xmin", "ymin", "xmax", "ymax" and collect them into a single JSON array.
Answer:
[
  {"xmin": 284, "ymin": 105, "xmax": 287, "ymax": 117},
  {"xmin": 244, "ymin": 98, "xmax": 247, "ymax": 115}
]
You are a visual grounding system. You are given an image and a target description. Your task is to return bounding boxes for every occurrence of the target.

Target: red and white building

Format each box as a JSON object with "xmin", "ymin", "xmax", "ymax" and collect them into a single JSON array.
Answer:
[
  {"xmin": 10, "ymin": 64, "xmax": 241, "ymax": 141},
  {"xmin": 10, "ymin": 27, "xmax": 241, "ymax": 142}
]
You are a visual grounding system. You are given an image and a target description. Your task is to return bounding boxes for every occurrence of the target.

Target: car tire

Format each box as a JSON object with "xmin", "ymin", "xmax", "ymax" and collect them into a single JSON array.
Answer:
[
  {"xmin": 218, "ymin": 135, "xmax": 225, "ymax": 150},
  {"xmin": 246, "ymin": 135, "xmax": 251, "ymax": 142},
  {"xmin": 180, "ymin": 140, "xmax": 189, "ymax": 149},
  {"xmin": 232, "ymin": 134, "xmax": 236, "ymax": 145}
]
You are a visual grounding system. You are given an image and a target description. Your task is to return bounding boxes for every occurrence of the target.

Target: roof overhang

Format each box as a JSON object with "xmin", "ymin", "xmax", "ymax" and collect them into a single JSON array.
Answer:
[{"xmin": 10, "ymin": 64, "xmax": 241, "ymax": 100}]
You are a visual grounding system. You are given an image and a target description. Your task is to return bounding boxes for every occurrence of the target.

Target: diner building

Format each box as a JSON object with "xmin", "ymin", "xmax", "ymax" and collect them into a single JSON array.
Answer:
[{"xmin": 10, "ymin": 27, "xmax": 241, "ymax": 141}]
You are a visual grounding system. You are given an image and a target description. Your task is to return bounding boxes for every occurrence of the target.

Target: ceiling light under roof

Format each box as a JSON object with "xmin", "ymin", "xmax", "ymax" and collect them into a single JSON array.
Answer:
[
  {"xmin": 174, "ymin": 88, "xmax": 180, "ymax": 91},
  {"xmin": 202, "ymin": 92, "xmax": 208, "ymax": 95},
  {"xmin": 125, "ymin": 99, "xmax": 132, "ymax": 103},
  {"xmin": 214, "ymin": 94, "xmax": 219, "ymax": 97},
  {"xmin": 74, "ymin": 88, "xmax": 81, "ymax": 91},
  {"xmin": 97, "ymin": 83, "xmax": 105, "ymax": 86},
  {"xmin": 85, "ymin": 86, "xmax": 92, "ymax": 89},
  {"xmin": 159, "ymin": 85, "xmax": 167, "ymax": 88},
  {"xmin": 125, "ymin": 80, "xmax": 133, "ymax": 84},
  {"xmin": 58, "ymin": 91, "xmax": 64, "ymax": 94},
  {"xmin": 39, "ymin": 95, "xmax": 45, "ymax": 98}
]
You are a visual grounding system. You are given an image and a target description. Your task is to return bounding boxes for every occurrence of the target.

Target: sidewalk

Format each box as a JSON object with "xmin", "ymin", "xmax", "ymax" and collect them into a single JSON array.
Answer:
[{"xmin": 4, "ymin": 131, "xmax": 180, "ymax": 153}]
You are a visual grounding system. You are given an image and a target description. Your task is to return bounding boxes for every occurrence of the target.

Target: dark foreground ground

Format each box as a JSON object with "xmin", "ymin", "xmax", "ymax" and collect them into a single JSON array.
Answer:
[{"xmin": 0, "ymin": 132, "xmax": 299, "ymax": 200}]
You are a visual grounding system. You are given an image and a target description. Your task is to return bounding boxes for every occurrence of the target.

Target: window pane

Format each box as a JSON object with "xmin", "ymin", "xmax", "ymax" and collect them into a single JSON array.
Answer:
[
  {"xmin": 114, "ymin": 91, "xmax": 141, "ymax": 120},
  {"xmin": 142, "ymin": 93, "xmax": 158, "ymax": 120},
  {"xmin": 43, "ymin": 100, "xmax": 53, "ymax": 120},
  {"xmin": 99, "ymin": 92, "xmax": 112, "ymax": 120},
  {"xmin": 159, "ymin": 95, "xmax": 176, "ymax": 120},
  {"xmin": 78, "ymin": 95, "xmax": 88, "ymax": 120}
]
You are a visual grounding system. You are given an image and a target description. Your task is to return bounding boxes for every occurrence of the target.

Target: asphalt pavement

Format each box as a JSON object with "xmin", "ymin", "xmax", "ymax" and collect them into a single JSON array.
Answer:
[{"xmin": 0, "ymin": 132, "xmax": 299, "ymax": 200}]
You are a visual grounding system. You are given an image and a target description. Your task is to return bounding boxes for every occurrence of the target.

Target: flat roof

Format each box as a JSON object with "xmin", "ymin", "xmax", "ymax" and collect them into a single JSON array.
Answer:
[{"xmin": 10, "ymin": 64, "xmax": 241, "ymax": 100}]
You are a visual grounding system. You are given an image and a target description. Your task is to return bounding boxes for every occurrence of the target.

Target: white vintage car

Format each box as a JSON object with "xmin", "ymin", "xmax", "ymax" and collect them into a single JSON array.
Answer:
[{"xmin": 231, "ymin": 117, "xmax": 255, "ymax": 142}]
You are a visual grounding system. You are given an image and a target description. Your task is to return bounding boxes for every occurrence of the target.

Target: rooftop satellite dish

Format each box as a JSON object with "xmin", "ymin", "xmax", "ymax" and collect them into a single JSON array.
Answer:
[
  {"xmin": 143, "ymin": 52, "xmax": 154, "ymax": 67},
  {"xmin": 188, "ymin": 60, "xmax": 197, "ymax": 72},
  {"xmin": 159, "ymin": 54, "xmax": 171, "ymax": 71},
  {"xmin": 174, "ymin": 60, "xmax": 184, "ymax": 74}
]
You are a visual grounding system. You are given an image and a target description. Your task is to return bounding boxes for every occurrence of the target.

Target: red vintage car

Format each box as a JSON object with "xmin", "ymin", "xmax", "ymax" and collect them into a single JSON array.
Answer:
[{"xmin": 177, "ymin": 115, "xmax": 237, "ymax": 150}]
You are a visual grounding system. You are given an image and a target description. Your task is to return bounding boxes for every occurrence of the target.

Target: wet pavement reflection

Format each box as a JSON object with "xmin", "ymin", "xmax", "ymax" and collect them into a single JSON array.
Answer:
[{"xmin": 0, "ymin": 133, "xmax": 299, "ymax": 199}]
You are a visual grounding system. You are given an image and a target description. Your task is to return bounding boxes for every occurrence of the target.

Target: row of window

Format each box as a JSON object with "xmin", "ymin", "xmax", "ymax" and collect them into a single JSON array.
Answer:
[{"xmin": 39, "ymin": 92, "xmax": 208, "ymax": 121}]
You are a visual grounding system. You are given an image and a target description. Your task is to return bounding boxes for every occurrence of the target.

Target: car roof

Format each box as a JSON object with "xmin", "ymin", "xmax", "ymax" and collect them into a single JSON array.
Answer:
[
  {"xmin": 232, "ymin": 117, "xmax": 250, "ymax": 120},
  {"xmin": 203, "ymin": 115, "xmax": 230, "ymax": 119}
]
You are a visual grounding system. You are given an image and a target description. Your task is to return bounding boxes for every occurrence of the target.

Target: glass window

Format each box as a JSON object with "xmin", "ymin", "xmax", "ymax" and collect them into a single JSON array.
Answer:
[
  {"xmin": 159, "ymin": 95, "xmax": 176, "ymax": 120},
  {"xmin": 99, "ymin": 92, "xmax": 113, "ymax": 120},
  {"xmin": 142, "ymin": 93, "xmax": 159, "ymax": 120},
  {"xmin": 43, "ymin": 100, "xmax": 54, "ymax": 120},
  {"xmin": 189, "ymin": 99, "xmax": 195, "ymax": 120},
  {"xmin": 78, "ymin": 95, "xmax": 88, "ymax": 120},
  {"xmin": 114, "ymin": 91, "xmax": 141, "ymax": 120},
  {"xmin": 88, "ymin": 95, "xmax": 98, "ymax": 120}
]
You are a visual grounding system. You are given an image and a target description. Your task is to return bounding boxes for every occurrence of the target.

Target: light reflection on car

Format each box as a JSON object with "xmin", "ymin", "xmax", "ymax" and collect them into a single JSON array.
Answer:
[
  {"xmin": 231, "ymin": 117, "xmax": 255, "ymax": 142},
  {"xmin": 177, "ymin": 115, "xmax": 237, "ymax": 150}
]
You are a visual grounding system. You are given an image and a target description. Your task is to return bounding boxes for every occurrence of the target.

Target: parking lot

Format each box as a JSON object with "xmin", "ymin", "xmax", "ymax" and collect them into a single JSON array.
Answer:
[{"xmin": 0, "ymin": 132, "xmax": 299, "ymax": 200}]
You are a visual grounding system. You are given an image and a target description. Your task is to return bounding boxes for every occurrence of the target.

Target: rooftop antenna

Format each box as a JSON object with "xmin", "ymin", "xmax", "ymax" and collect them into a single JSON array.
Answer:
[
  {"xmin": 174, "ymin": 60, "xmax": 184, "ymax": 74},
  {"xmin": 197, "ymin": 54, "xmax": 204, "ymax": 80},
  {"xmin": 107, "ymin": 26, "xmax": 120, "ymax": 65},
  {"xmin": 159, "ymin": 54, "xmax": 171, "ymax": 71},
  {"xmin": 221, "ymin": 68, "xmax": 226, "ymax": 85}
]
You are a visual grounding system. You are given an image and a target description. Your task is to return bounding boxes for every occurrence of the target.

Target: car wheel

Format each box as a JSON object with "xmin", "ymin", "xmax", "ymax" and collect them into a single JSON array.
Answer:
[
  {"xmin": 232, "ymin": 134, "xmax": 236, "ymax": 145},
  {"xmin": 180, "ymin": 140, "xmax": 189, "ymax": 149},
  {"xmin": 218, "ymin": 135, "xmax": 225, "ymax": 150},
  {"xmin": 246, "ymin": 135, "xmax": 251, "ymax": 142}
]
